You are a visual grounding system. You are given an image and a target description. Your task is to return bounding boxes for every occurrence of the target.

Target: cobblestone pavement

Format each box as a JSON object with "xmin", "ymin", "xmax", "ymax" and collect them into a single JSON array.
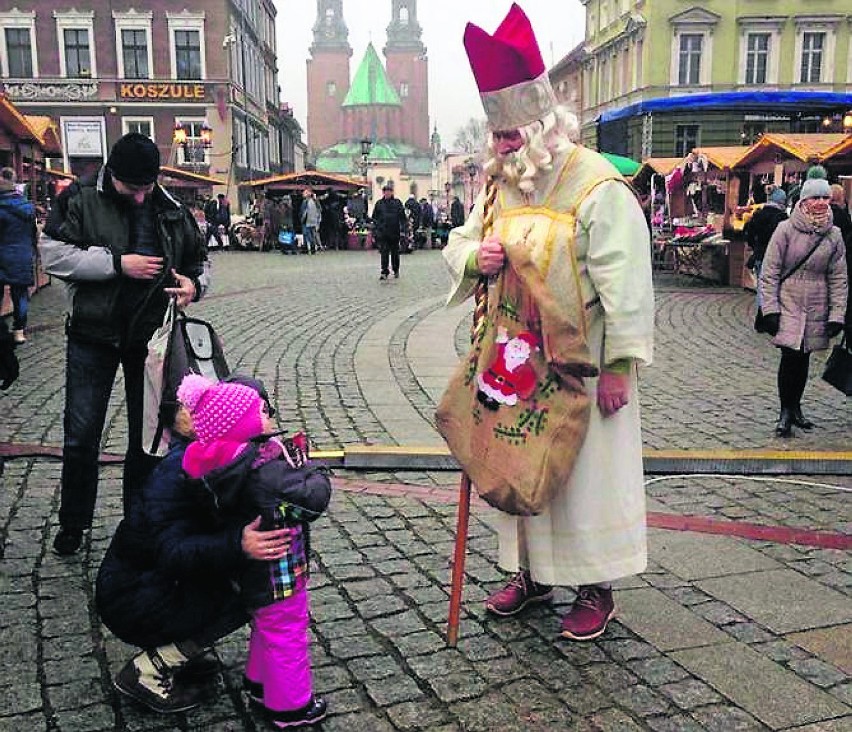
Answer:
[{"xmin": 1, "ymin": 250, "xmax": 849, "ymax": 731}]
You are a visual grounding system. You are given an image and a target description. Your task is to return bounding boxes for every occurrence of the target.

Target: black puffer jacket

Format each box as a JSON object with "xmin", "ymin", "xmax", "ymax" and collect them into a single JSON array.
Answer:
[
  {"xmin": 197, "ymin": 440, "xmax": 332, "ymax": 609},
  {"xmin": 96, "ymin": 441, "xmax": 248, "ymax": 648},
  {"xmin": 40, "ymin": 167, "xmax": 207, "ymax": 345},
  {"xmin": 745, "ymin": 203, "xmax": 788, "ymax": 264}
]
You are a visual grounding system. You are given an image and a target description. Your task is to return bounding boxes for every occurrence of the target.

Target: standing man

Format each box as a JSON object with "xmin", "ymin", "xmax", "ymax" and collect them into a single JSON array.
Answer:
[
  {"xmin": 0, "ymin": 167, "xmax": 37, "ymax": 344},
  {"xmin": 744, "ymin": 187, "xmax": 788, "ymax": 308},
  {"xmin": 442, "ymin": 3, "xmax": 654, "ymax": 640},
  {"xmin": 419, "ymin": 197, "xmax": 435, "ymax": 248},
  {"xmin": 404, "ymin": 190, "xmax": 421, "ymax": 250},
  {"xmin": 300, "ymin": 188, "xmax": 322, "ymax": 254},
  {"xmin": 449, "ymin": 195, "xmax": 465, "ymax": 228},
  {"xmin": 40, "ymin": 132, "xmax": 209, "ymax": 556},
  {"xmin": 371, "ymin": 181, "xmax": 407, "ymax": 280}
]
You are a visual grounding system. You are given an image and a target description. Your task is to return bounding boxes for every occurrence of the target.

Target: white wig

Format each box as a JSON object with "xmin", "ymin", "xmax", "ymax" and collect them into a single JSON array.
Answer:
[{"xmin": 484, "ymin": 105, "xmax": 579, "ymax": 194}]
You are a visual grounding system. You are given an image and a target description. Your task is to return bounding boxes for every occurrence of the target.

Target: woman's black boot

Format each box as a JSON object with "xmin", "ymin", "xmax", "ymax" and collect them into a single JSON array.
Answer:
[
  {"xmin": 775, "ymin": 409, "xmax": 794, "ymax": 437},
  {"xmin": 790, "ymin": 406, "xmax": 814, "ymax": 430}
]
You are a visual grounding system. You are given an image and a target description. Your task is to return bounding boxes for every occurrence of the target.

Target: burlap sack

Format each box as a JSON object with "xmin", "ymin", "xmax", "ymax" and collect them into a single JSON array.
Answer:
[{"xmin": 435, "ymin": 241, "xmax": 598, "ymax": 515}]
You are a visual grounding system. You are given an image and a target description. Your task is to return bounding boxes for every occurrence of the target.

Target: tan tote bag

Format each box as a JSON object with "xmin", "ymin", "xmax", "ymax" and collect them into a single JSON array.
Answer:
[{"xmin": 436, "ymin": 209, "xmax": 598, "ymax": 515}]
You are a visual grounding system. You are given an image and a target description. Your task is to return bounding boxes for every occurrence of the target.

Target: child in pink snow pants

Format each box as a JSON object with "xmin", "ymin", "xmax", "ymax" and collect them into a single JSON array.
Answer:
[{"xmin": 178, "ymin": 373, "xmax": 332, "ymax": 729}]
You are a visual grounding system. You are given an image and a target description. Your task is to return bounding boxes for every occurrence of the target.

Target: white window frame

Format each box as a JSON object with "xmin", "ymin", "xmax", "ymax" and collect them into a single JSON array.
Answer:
[
  {"xmin": 675, "ymin": 33, "xmax": 704, "ymax": 86},
  {"xmin": 54, "ymin": 10, "xmax": 96, "ymax": 79},
  {"xmin": 166, "ymin": 11, "xmax": 206, "ymax": 80},
  {"xmin": 175, "ymin": 116, "xmax": 210, "ymax": 165},
  {"xmin": 793, "ymin": 15, "xmax": 840, "ymax": 86},
  {"xmin": 669, "ymin": 9, "xmax": 718, "ymax": 88},
  {"xmin": 122, "ymin": 116, "xmax": 155, "ymax": 141},
  {"xmin": 0, "ymin": 9, "xmax": 38, "ymax": 78},
  {"xmin": 113, "ymin": 10, "xmax": 153, "ymax": 80},
  {"xmin": 737, "ymin": 18, "xmax": 783, "ymax": 87}
]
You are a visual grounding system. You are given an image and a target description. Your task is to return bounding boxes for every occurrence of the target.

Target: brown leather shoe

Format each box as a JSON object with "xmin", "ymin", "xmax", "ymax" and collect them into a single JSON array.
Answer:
[
  {"xmin": 484, "ymin": 570, "xmax": 553, "ymax": 616},
  {"xmin": 560, "ymin": 585, "xmax": 615, "ymax": 641}
]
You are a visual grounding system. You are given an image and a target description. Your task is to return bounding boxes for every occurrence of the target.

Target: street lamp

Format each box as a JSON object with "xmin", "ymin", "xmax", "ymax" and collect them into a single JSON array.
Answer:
[
  {"xmin": 465, "ymin": 158, "xmax": 478, "ymax": 211},
  {"xmin": 359, "ymin": 137, "xmax": 372, "ymax": 198},
  {"xmin": 444, "ymin": 180, "xmax": 451, "ymax": 211}
]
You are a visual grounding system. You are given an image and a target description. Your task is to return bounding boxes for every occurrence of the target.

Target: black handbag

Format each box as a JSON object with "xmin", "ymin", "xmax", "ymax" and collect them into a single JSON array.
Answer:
[{"xmin": 822, "ymin": 335, "xmax": 852, "ymax": 396}]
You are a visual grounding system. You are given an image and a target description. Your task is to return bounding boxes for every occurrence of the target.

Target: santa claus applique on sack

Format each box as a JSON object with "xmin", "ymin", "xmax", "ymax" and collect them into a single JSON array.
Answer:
[{"xmin": 476, "ymin": 327, "xmax": 539, "ymax": 410}]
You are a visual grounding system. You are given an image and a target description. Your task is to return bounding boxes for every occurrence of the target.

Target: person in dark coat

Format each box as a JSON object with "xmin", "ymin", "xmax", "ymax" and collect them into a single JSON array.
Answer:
[
  {"xmin": 371, "ymin": 181, "xmax": 407, "ymax": 279},
  {"xmin": 419, "ymin": 197, "xmax": 435, "ymax": 248},
  {"xmin": 96, "ymin": 397, "xmax": 295, "ymax": 715},
  {"xmin": 450, "ymin": 195, "xmax": 465, "ymax": 228},
  {"xmin": 39, "ymin": 133, "xmax": 208, "ymax": 556},
  {"xmin": 176, "ymin": 374, "xmax": 331, "ymax": 727},
  {"xmin": 830, "ymin": 184, "xmax": 852, "ymax": 336},
  {"xmin": 759, "ymin": 178, "xmax": 847, "ymax": 437},
  {"xmin": 0, "ymin": 316, "xmax": 19, "ymax": 477},
  {"xmin": 0, "ymin": 167, "xmax": 37, "ymax": 344},
  {"xmin": 745, "ymin": 187, "xmax": 788, "ymax": 310}
]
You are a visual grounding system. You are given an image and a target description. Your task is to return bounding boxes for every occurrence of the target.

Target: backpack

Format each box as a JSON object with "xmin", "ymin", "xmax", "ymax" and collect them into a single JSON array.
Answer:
[{"xmin": 143, "ymin": 299, "xmax": 230, "ymax": 456}]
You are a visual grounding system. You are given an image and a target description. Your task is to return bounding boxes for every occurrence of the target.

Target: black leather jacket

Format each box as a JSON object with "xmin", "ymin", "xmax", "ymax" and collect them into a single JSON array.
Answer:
[{"xmin": 40, "ymin": 167, "xmax": 208, "ymax": 346}]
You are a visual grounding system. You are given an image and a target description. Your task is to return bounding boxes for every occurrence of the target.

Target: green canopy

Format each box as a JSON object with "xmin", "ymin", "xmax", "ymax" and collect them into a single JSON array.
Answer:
[{"xmin": 600, "ymin": 152, "xmax": 641, "ymax": 176}]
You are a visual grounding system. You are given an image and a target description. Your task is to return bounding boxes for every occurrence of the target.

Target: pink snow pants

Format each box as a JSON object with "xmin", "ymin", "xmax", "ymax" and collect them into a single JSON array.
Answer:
[{"xmin": 245, "ymin": 581, "xmax": 312, "ymax": 712}]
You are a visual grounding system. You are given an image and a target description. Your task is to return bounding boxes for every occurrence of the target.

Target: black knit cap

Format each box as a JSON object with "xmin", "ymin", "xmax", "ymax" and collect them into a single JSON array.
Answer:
[{"xmin": 107, "ymin": 132, "xmax": 160, "ymax": 185}]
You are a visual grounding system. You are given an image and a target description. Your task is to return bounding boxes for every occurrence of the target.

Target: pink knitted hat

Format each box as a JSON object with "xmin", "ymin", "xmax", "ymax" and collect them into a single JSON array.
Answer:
[{"xmin": 177, "ymin": 373, "xmax": 264, "ymax": 445}]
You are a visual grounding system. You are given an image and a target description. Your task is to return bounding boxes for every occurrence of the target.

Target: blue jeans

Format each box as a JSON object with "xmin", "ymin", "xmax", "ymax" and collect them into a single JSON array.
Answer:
[
  {"xmin": 60, "ymin": 338, "xmax": 160, "ymax": 530},
  {"xmin": 1, "ymin": 284, "xmax": 28, "ymax": 330},
  {"xmin": 303, "ymin": 226, "xmax": 318, "ymax": 253}
]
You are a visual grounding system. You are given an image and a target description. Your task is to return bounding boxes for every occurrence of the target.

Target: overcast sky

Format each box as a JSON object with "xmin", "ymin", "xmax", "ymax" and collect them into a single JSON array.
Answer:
[{"xmin": 276, "ymin": 0, "xmax": 587, "ymax": 147}]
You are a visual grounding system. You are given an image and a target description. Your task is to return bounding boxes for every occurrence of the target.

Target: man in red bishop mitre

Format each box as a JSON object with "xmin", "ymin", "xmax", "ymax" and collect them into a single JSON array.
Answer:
[{"xmin": 442, "ymin": 3, "xmax": 655, "ymax": 641}]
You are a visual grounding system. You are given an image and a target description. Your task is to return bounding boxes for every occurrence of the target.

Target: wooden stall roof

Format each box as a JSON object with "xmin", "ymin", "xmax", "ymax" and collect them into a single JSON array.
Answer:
[
  {"xmin": 24, "ymin": 116, "xmax": 62, "ymax": 155},
  {"xmin": 692, "ymin": 146, "xmax": 747, "ymax": 171},
  {"xmin": 632, "ymin": 157, "xmax": 683, "ymax": 188},
  {"xmin": 0, "ymin": 94, "xmax": 40, "ymax": 142},
  {"xmin": 241, "ymin": 170, "xmax": 363, "ymax": 191},
  {"xmin": 821, "ymin": 134, "xmax": 852, "ymax": 162},
  {"xmin": 159, "ymin": 166, "xmax": 226, "ymax": 187},
  {"xmin": 734, "ymin": 133, "xmax": 849, "ymax": 168}
]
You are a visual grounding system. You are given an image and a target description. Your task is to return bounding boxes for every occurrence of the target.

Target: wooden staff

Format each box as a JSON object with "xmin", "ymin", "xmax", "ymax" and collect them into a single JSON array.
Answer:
[{"xmin": 447, "ymin": 178, "xmax": 498, "ymax": 647}]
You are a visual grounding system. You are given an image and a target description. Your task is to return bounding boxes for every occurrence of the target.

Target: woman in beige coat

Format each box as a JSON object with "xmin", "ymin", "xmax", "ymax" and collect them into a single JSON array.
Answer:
[{"xmin": 759, "ymin": 178, "xmax": 848, "ymax": 437}]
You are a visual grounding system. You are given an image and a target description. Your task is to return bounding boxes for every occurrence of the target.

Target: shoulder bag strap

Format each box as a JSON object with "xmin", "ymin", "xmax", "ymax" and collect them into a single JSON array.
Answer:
[{"xmin": 780, "ymin": 231, "xmax": 828, "ymax": 285}]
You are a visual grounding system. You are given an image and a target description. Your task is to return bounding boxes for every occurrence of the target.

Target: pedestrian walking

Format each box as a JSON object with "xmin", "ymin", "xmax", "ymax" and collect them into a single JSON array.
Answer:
[
  {"xmin": 300, "ymin": 188, "xmax": 322, "ymax": 254},
  {"xmin": 371, "ymin": 181, "xmax": 407, "ymax": 280},
  {"xmin": 830, "ymin": 184, "xmax": 852, "ymax": 336},
  {"xmin": 96, "ymin": 385, "xmax": 298, "ymax": 715},
  {"xmin": 178, "ymin": 374, "xmax": 331, "ymax": 727},
  {"xmin": 0, "ymin": 167, "xmax": 38, "ymax": 344},
  {"xmin": 439, "ymin": 1, "xmax": 654, "ymax": 641},
  {"xmin": 759, "ymin": 177, "xmax": 848, "ymax": 437},
  {"xmin": 205, "ymin": 194, "xmax": 231, "ymax": 250},
  {"xmin": 39, "ymin": 132, "xmax": 208, "ymax": 556}
]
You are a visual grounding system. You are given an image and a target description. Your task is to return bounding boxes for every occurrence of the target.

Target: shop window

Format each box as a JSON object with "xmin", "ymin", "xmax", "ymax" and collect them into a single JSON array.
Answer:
[
  {"xmin": 745, "ymin": 33, "xmax": 769, "ymax": 85},
  {"xmin": 121, "ymin": 29, "xmax": 148, "ymax": 79},
  {"xmin": 123, "ymin": 118, "xmax": 153, "ymax": 140},
  {"xmin": 800, "ymin": 32, "xmax": 824, "ymax": 83},
  {"xmin": 5, "ymin": 28, "xmax": 32, "ymax": 77},
  {"xmin": 177, "ymin": 119, "xmax": 209, "ymax": 165},
  {"xmin": 674, "ymin": 124, "xmax": 699, "ymax": 157},
  {"xmin": 677, "ymin": 34, "xmax": 702, "ymax": 85}
]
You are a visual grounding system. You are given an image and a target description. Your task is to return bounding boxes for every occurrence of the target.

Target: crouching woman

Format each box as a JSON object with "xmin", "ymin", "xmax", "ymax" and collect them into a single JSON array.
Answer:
[{"xmin": 95, "ymin": 394, "xmax": 293, "ymax": 715}]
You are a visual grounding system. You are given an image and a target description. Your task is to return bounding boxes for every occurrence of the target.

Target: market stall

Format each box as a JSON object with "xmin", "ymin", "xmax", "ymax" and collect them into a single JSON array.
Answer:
[{"xmin": 241, "ymin": 171, "xmax": 369, "ymax": 250}]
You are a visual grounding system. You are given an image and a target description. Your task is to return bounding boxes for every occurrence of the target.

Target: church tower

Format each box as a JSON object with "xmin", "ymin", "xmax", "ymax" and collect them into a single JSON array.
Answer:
[
  {"xmin": 307, "ymin": 0, "xmax": 352, "ymax": 154},
  {"xmin": 383, "ymin": 0, "xmax": 429, "ymax": 150}
]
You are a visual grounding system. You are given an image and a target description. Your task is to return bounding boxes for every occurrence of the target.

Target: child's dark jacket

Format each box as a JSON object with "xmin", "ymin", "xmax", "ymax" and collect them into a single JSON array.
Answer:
[{"xmin": 195, "ymin": 438, "xmax": 332, "ymax": 609}]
